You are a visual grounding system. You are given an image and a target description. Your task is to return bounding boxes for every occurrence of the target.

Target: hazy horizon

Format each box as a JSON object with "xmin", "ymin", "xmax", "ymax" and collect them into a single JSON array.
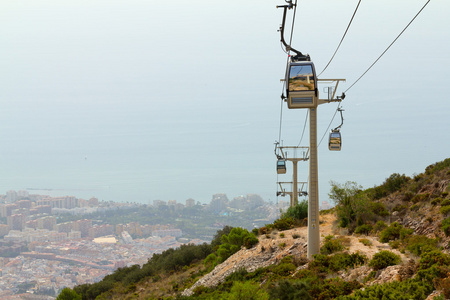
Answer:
[{"xmin": 1, "ymin": 0, "xmax": 449, "ymax": 204}]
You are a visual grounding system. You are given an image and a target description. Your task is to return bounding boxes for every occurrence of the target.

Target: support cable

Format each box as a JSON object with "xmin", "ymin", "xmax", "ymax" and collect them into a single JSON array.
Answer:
[
  {"xmin": 344, "ymin": 0, "xmax": 431, "ymax": 93},
  {"xmin": 277, "ymin": 0, "xmax": 299, "ymax": 144},
  {"xmin": 318, "ymin": 0, "xmax": 431, "ymax": 149},
  {"xmin": 318, "ymin": 0, "xmax": 361, "ymax": 77},
  {"xmin": 317, "ymin": 103, "xmax": 341, "ymax": 148},
  {"xmin": 297, "ymin": 110, "xmax": 309, "ymax": 146}
]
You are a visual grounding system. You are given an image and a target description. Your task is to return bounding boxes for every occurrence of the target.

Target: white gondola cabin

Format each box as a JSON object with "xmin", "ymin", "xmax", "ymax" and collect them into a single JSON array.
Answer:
[
  {"xmin": 277, "ymin": 159, "xmax": 287, "ymax": 174},
  {"xmin": 286, "ymin": 61, "xmax": 318, "ymax": 109},
  {"xmin": 328, "ymin": 130, "xmax": 342, "ymax": 151}
]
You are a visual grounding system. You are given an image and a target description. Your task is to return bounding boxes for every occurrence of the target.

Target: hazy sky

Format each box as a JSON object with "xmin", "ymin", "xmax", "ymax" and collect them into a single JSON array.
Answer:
[{"xmin": 1, "ymin": 0, "xmax": 449, "ymax": 204}]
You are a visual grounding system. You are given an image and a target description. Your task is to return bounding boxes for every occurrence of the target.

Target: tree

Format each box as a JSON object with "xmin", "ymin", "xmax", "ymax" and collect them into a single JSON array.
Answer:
[
  {"xmin": 329, "ymin": 181, "xmax": 372, "ymax": 231},
  {"xmin": 224, "ymin": 281, "xmax": 269, "ymax": 300},
  {"xmin": 56, "ymin": 288, "xmax": 81, "ymax": 300}
]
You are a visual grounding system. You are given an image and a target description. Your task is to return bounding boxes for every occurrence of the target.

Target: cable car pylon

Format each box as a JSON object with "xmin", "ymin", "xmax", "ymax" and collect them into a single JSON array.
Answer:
[{"xmin": 276, "ymin": 1, "xmax": 346, "ymax": 259}]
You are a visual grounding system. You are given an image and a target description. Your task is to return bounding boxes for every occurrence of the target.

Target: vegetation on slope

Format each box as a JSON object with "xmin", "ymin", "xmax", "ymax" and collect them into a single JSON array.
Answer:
[{"xmin": 58, "ymin": 158, "xmax": 450, "ymax": 300}]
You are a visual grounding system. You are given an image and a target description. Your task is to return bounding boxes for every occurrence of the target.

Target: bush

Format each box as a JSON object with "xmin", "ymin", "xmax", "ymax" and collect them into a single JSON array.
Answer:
[
  {"xmin": 419, "ymin": 250, "xmax": 450, "ymax": 271},
  {"xmin": 354, "ymin": 224, "xmax": 372, "ymax": 235},
  {"xmin": 57, "ymin": 288, "xmax": 81, "ymax": 300},
  {"xmin": 215, "ymin": 227, "xmax": 258, "ymax": 263},
  {"xmin": 281, "ymin": 200, "xmax": 308, "ymax": 220},
  {"xmin": 431, "ymin": 198, "xmax": 442, "ymax": 206},
  {"xmin": 405, "ymin": 235, "xmax": 438, "ymax": 256},
  {"xmin": 371, "ymin": 202, "xmax": 389, "ymax": 217},
  {"xmin": 339, "ymin": 278, "xmax": 433, "ymax": 300},
  {"xmin": 272, "ymin": 217, "xmax": 295, "ymax": 231},
  {"xmin": 412, "ymin": 193, "xmax": 430, "ymax": 203},
  {"xmin": 440, "ymin": 205, "xmax": 450, "ymax": 215},
  {"xmin": 403, "ymin": 191, "xmax": 414, "ymax": 202},
  {"xmin": 440, "ymin": 198, "xmax": 450, "ymax": 206},
  {"xmin": 379, "ymin": 222, "xmax": 413, "ymax": 243},
  {"xmin": 309, "ymin": 252, "xmax": 367, "ymax": 275},
  {"xmin": 268, "ymin": 279, "xmax": 311, "ymax": 300},
  {"xmin": 410, "ymin": 204, "xmax": 420, "ymax": 211},
  {"xmin": 426, "ymin": 158, "xmax": 450, "ymax": 174},
  {"xmin": 320, "ymin": 235, "xmax": 344, "ymax": 255},
  {"xmin": 373, "ymin": 220, "xmax": 387, "ymax": 232},
  {"xmin": 224, "ymin": 281, "xmax": 269, "ymax": 300},
  {"xmin": 372, "ymin": 173, "xmax": 410, "ymax": 199},
  {"xmin": 359, "ymin": 238, "xmax": 372, "ymax": 247},
  {"xmin": 442, "ymin": 217, "xmax": 450, "ymax": 236},
  {"xmin": 369, "ymin": 250, "xmax": 401, "ymax": 270},
  {"xmin": 309, "ymin": 278, "xmax": 362, "ymax": 300}
]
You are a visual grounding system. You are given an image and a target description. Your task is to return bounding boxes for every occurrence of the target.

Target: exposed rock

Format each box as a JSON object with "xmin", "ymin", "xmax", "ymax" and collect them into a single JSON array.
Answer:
[
  {"xmin": 182, "ymin": 228, "xmax": 308, "ymax": 296},
  {"xmin": 338, "ymin": 266, "xmax": 372, "ymax": 283},
  {"xmin": 368, "ymin": 265, "xmax": 402, "ymax": 286}
]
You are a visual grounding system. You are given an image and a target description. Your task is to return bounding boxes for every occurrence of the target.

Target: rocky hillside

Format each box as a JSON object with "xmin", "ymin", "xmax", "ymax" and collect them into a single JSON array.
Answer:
[{"xmin": 63, "ymin": 158, "xmax": 450, "ymax": 300}]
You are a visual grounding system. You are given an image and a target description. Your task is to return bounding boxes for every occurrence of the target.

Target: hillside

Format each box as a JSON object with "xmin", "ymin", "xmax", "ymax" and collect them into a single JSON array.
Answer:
[{"xmin": 60, "ymin": 158, "xmax": 450, "ymax": 300}]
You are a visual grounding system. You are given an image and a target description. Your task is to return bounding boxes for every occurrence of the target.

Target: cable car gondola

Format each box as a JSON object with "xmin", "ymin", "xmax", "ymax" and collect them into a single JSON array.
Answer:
[
  {"xmin": 328, "ymin": 108, "xmax": 344, "ymax": 151},
  {"xmin": 328, "ymin": 130, "xmax": 342, "ymax": 151},
  {"xmin": 277, "ymin": 158, "xmax": 287, "ymax": 174},
  {"xmin": 286, "ymin": 61, "xmax": 318, "ymax": 109}
]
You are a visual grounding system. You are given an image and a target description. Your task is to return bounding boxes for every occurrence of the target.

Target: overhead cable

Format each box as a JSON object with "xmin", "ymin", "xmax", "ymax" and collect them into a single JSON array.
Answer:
[
  {"xmin": 297, "ymin": 110, "xmax": 309, "ymax": 146},
  {"xmin": 278, "ymin": 0, "xmax": 299, "ymax": 143},
  {"xmin": 344, "ymin": 0, "xmax": 431, "ymax": 93},
  {"xmin": 317, "ymin": 103, "xmax": 341, "ymax": 148},
  {"xmin": 318, "ymin": 0, "xmax": 362, "ymax": 77}
]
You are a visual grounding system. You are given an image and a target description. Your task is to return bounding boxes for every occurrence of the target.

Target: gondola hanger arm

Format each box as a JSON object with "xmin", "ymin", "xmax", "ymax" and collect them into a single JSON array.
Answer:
[{"xmin": 277, "ymin": 1, "xmax": 310, "ymax": 62}]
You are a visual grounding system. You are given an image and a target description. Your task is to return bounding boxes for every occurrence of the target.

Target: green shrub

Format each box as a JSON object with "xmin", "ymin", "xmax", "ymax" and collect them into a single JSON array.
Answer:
[
  {"xmin": 405, "ymin": 235, "xmax": 438, "ymax": 256},
  {"xmin": 339, "ymin": 278, "xmax": 433, "ymax": 300},
  {"xmin": 268, "ymin": 279, "xmax": 311, "ymax": 300},
  {"xmin": 410, "ymin": 204, "xmax": 420, "ymax": 211},
  {"xmin": 372, "ymin": 173, "xmax": 410, "ymax": 199},
  {"xmin": 272, "ymin": 217, "xmax": 294, "ymax": 231},
  {"xmin": 271, "ymin": 260, "xmax": 296, "ymax": 276},
  {"xmin": 426, "ymin": 158, "xmax": 450, "ymax": 174},
  {"xmin": 373, "ymin": 220, "xmax": 387, "ymax": 232},
  {"xmin": 309, "ymin": 278, "xmax": 362, "ymax": 300},
  {"xmin": 57, "ymin": 288, "xmax": 81, "ymax": 300},
  {"xmin": 279, "ymin": 233, "xmax": 285, "ymax": 238},
  {"xmin": 354, "ymin": 224, "xmax": 372, "ymax": 235},
  {"xmin": 440, "ymin": 205, "xmax": 450, "ymax": 215},
  {"xmin": 431, "ymin": 198, "xmax": 442, "ymax": 206},
  {"xmin": 379, "ymin": 222, "xmax": 413, "ymax": 243},
  {"xmin": 224, "ymin": 281, "xmax": 269, "ymax": 300},
  {"xmin": 371, "ymin": 202, "xmax": 389, "ymax": 216},
  {"xmin": 309, "ymin": 252, "xmax": 367, "ymax": 275},
  {"xmin": 419, "ymin": 250, "xmax": 450, "ymax": 271},
  {"xmin": 212, "ymin": 227, "xmax": 259, "ymax": 263},
  {"xmin": 389, "ymin": 240, "xmax": 401, "ymax": 249},
  {"xmin": 359, "ymin": 238, "xmax": 372, "ymax": 247},
  {"xmin": 403, "ymin": 191, "xmax": 414, "ymax": 202},
  {"xmin": 320, "ymin": 235, "xmax": 344, "ymax": 255},
  {"xmin": 412, "ymin": 193, "xmax": 429, "ymax": 203},
  {"xmin": 442, "ymin": 217, "xmax": 450, "ymax": 236},
  {"xmin": 369, "ymin": 250, "xmax": 401, "ymax": 270},
  {"xmin": 281, "ymin": 200, "xmax": 308, "ymax": 220},
  {"xmin": 392, "ymin": 204, "xmax": 407, "ymax": 212},
  {"xmin": 438, "ymin": 198, "xmax": 448, "ymax": 206}
]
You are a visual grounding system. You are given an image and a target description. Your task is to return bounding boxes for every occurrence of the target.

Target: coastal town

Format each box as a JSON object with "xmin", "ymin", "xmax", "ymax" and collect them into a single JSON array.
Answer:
[{"xmin": 0, "ymin": 190, "xmax": 326, "ymax": 298}]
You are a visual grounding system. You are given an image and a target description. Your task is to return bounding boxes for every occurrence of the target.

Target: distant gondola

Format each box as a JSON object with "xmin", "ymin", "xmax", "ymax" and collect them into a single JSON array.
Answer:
[
  {"xmin": 277, "ymin": 159, "xmax": 287, "ymax": 174},
  {"xmin": 328, "ymin": 130, "xmax": 342, "ymax": 151}
]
